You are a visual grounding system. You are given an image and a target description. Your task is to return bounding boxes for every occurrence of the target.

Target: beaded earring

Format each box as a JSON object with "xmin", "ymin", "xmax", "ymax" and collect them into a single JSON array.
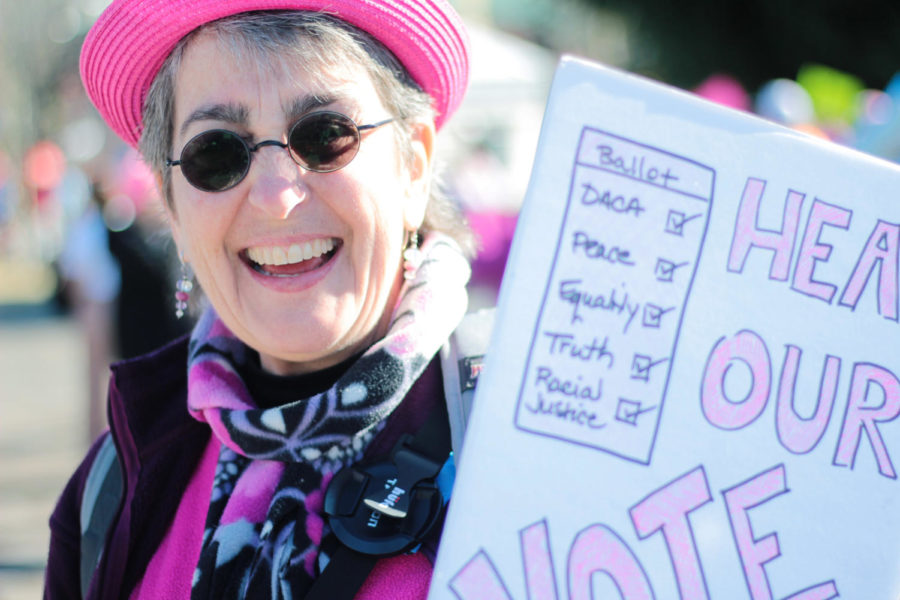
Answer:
[
  {"xmin": 174, "ymin": 261, "xmax": 193, "ymax": 319},
  {"xmin": 402, "ymin": 230, "xmax": 423, "ymax": 280}
]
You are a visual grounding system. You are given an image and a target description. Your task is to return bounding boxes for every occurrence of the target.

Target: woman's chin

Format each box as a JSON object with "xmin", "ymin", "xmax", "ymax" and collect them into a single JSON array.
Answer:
[
  {"xmin": 255, "ymin": 339, "xmax": 355, "ymax": 375},
  {"xmin": 239, "ymin": 307, "xmax": 356, "ymax": 373}
]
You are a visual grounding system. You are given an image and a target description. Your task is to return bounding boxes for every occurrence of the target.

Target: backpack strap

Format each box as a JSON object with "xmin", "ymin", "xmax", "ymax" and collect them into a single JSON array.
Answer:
[
  {"xmin": 79, "ymin": 433, "xmax": 123, "ymax": 599},
  {"xmin": 311, "ymin": 309, "xmax": 495, "ymax": 599},
  {"xmin": 315, "ymin": 382, "xmax": 454, "ymax": 600},
  {"xmin": 440, "ymin": 307, "xmax": 495, "ymax": 463}
]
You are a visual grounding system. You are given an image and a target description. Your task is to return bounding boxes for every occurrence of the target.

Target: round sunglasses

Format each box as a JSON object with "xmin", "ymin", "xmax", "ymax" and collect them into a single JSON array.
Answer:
[{"xmin": 166, "ymin": 111, "xmax": 394, "ymax": 192}]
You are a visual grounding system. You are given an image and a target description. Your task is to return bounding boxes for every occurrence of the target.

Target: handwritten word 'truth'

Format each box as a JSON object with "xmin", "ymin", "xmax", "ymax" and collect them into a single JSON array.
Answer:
[{"xmin": 544, "ymin": 330, "xmax": 614, "ymax": 367}]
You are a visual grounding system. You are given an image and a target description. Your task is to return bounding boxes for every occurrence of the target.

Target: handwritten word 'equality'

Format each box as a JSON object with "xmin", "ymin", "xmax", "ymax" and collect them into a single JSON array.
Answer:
[{"xmin": 559, "ymin": 279, "xmax": 640, "ymax": 331}]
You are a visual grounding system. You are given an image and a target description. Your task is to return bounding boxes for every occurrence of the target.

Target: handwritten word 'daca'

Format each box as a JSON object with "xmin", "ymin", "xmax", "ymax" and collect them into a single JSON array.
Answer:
[
  {"xmin": 559, "ymin": 279, "xmax": 640, "ymax": 331},
  {"xmin": 595, "ymin": 144, "xmax": 680, "ymax": 188},
  {"xmin": 525, "ymin": 393, "xmax": 606, "ymax": 430},
  {"xmin": 729, "ymin": 177, "xmax": 900, "ymax": 321},
  {"xmin": 572, "ymin": 231, "xmax": 635, "ymax": 266},
  {"xmin": 544, "ymin": 330, "xmax": 614, "ymax": 367},
  {"xmin": 580, "ymin": 182, "xmax": 646, "ymax": 217},
  {"xmin": 449, "ymin": 464, "xmax": 837, "ymax": 600},
  {"xmin": 534, "ymin": 366, "xmax": 602, "ymax": 401}
]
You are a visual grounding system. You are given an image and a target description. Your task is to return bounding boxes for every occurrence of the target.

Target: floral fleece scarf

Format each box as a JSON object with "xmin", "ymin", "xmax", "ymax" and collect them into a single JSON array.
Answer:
[{"xmin": 185, "ymin": 234, "xmax": 470, "ymax": 599}]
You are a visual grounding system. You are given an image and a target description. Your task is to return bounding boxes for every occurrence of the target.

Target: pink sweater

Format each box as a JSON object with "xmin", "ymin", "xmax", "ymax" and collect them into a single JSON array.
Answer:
[{"xmin": 130, "ymin": 437, "xmax": 432, "ymax": 599}]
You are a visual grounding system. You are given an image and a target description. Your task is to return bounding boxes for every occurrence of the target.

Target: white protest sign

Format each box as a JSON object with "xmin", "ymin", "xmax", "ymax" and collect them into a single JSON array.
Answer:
[{"xmin": 430, "ymin": 56, "xmax": 900, "ymax": 599}]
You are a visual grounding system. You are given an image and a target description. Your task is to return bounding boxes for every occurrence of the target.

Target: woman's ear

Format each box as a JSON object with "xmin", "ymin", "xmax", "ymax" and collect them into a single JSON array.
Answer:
[{"xmin": 403, "ymin": 118, "xmax": 436, "ymax": 231}]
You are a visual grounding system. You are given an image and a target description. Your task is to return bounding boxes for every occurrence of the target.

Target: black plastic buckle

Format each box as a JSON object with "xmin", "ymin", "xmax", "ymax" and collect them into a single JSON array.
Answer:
[{"xmin": 323, "ymin": 435, "xmax": 445, "ymax": 556}]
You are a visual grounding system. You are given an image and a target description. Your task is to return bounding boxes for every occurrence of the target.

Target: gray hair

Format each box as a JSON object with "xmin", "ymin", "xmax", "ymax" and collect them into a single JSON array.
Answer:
[{"xmin": 139, "ymin": 10, "xmax": 473, "ymax": 253}]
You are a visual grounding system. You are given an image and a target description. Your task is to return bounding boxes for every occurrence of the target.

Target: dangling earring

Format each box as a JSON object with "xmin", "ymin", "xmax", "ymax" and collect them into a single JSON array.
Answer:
[
  {"xmin": 403, "ymin": 230, "xmax": 423, "ymax": 280},
  {"xmin": 174, "ymin": 260, "xmax": 193, "ymax": 319}
]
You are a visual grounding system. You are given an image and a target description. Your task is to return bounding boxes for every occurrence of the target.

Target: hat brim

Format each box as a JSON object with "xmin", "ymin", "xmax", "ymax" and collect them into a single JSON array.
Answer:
[{"xmin": 80, "ymin": 0, "xmax": 470, "ymax": 148}]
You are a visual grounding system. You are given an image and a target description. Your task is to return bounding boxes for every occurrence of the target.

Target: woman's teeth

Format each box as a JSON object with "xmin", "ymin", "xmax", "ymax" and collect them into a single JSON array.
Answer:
[{"xmin": 247, "ymin": 238, "xmax": 335, "ymax": 266}]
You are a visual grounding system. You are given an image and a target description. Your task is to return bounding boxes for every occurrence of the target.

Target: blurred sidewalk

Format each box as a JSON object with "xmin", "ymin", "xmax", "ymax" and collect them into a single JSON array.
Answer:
[{"xmin": 0, "ymin": 305, "xmax": 88, "ymax": 599}]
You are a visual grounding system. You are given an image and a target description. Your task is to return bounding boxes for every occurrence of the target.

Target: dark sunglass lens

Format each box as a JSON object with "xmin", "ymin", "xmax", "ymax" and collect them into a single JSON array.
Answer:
[
  {"xmin": 180, "ymin": 131, "xmax": 249, "ymax": 191},
  {"xmin": 289, "ymin": 113, "xmax": 359, "ymax": 172}
]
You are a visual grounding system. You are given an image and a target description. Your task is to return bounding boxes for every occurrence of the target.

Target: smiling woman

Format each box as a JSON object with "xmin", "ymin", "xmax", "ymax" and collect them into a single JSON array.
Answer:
[{"xmin": 45, "ymin": 3, "xmax": 476, "ymax": 599}]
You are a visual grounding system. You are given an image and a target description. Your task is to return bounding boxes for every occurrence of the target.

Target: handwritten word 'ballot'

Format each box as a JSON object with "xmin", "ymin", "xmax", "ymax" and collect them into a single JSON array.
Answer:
[{"xmin": 515, "ymin": 129, "xmax": 714, "ymax": 464}]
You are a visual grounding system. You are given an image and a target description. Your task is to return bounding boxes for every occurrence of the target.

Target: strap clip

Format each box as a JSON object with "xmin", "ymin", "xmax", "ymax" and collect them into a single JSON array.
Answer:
[
  {"xmin": 324, "ymin": 435, "xmax": 447, "ymax": 556},
  {"xmin": 362, "ymin": 435, "xmax": 443, "ymax": 518}
]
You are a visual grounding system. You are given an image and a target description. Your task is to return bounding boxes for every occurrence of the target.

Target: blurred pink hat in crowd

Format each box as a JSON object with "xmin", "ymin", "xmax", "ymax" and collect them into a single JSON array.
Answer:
[
  {"xmin": 693, "ymin": 73, "xmax": 750, "ymax": 111},
  {"xmin": 80, "ymin": 0, "xmax": 470, "ymax": 148}
]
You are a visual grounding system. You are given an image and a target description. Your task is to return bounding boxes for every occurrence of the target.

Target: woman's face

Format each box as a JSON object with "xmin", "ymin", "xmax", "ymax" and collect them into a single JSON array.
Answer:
[{"xmin": 166, "ymin": 33, "xmax": 433, "ymax": 375}]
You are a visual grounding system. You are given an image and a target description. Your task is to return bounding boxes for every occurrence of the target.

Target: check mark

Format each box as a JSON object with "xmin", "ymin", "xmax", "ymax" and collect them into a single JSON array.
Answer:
[
  {"xmin": 630, "ymin": 354, "xmax": 669, "ymax": 382},
  {"xmin": 642, "ymin": 304, "xmax": 675, "ymax": 329},
  {"xmin": 615, "ymin": 398, "xmax": 657, "ymax": 426},
  {"xmin": 665, "ymin": 210, "xmax": 703, "ymax": 236},
  {"xmin": 654, "ymin": 258, "xmax": 689, "ymax": 282}
]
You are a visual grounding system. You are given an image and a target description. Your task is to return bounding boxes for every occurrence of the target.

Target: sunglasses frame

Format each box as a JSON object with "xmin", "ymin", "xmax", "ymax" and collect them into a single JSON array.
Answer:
[{"xmin": 166, "ymin": 111, "xmax": 394, "ymax": 192}]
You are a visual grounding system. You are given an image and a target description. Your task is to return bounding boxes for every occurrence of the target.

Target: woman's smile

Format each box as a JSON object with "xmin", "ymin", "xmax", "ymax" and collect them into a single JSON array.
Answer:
[{"xmin": 243, "ymin": 237, "xmax": 339, "ymax": 276}]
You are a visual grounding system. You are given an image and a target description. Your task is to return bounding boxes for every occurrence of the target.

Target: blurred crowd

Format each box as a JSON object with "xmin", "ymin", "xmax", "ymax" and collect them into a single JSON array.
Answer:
[
  {"xmin": 693, "ymin": 64, "xmax": 900, "ymax": 160},
  {"xmin": 1, "ymin": 141, "xmax": 193, "ymax": 439}
]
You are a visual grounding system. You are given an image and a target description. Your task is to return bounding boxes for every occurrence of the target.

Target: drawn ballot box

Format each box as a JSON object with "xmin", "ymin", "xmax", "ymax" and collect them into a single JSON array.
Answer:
[{"xmin": 515, "ymin": 127, "xmax": 715, "ymax": 463}]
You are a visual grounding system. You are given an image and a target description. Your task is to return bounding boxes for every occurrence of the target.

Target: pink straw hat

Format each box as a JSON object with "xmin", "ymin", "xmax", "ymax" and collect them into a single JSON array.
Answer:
[{"xmin": 80, "ymin": 0, "xmax": 470, "ymax": 148}]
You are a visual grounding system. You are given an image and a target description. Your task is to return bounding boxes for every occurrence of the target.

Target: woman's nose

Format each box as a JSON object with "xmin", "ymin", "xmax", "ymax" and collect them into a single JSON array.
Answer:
[{"xmin": 245, "ymin": 147, "xmax": 309, "ymax": 219}]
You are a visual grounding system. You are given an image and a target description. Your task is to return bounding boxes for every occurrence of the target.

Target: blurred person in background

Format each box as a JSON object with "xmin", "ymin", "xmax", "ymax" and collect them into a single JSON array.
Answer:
[
  {"xmin": 44, "ymin": 0, "xmax": 475, "ymax": 599},
  {"xmin": 57, "ymin": 183, "xmax": 120, "ymax": 441},
  {"xmin": 102, "ymin": 151, "xmax": 194, "ymax": 360}
]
